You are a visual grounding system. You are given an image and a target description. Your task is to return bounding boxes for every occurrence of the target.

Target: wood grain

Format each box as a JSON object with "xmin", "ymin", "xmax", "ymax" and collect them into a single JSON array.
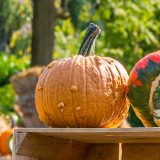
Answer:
[
  {"xmin": 14, "ymin": 132, "xmax": 119, "ymax": 160},
  {"xmin": 16, "ymin": 133, "xmax": 90, "ymax": 160},
  {"xmin": 13, "ymin": 132, "xmax": 38, "ymax": 160},
  {"xmin": 14, "ymin": 128, "xmax": 160, "ymax": 143},
  {"xmin": 85, "ymin": 144, "xmax": 119, "ymax": 160},
  {"xmin": 122, "ymin": 143, "xmax": 160, "ymax": 160},
  {"xmin": 13, "ymin": 128, "xmax": 160, "ymax": 159}
]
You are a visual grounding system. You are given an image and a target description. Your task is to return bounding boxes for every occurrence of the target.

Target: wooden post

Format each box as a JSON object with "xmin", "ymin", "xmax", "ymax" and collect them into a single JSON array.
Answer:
[{"xmin": 13, "ymin": 132, "xmax": 38, "ymax": 160}]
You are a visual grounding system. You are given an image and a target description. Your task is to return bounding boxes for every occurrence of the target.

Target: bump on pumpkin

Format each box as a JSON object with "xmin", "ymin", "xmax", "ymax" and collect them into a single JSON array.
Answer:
[{"xmin": 71, "ymin": 85, "xmax": 78, "ymax": 92}]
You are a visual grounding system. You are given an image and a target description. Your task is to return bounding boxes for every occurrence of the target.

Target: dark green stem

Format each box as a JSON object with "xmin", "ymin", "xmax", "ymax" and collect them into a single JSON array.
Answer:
[{"xmin": 78, "ymin": 23, "xmax": 101, "ymax": 56}]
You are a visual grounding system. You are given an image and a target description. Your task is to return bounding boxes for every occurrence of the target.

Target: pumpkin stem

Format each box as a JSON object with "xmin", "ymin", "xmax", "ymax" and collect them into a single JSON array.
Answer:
[{"xmin": 78, "ymin": 23, "xmax": 101, "ymax": 56}]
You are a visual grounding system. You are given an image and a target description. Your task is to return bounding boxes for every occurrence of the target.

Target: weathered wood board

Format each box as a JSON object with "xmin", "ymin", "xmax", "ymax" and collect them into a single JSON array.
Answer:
[{"xmin": 13, "ymin": 128, "xmax": 160, "ymax": 160}]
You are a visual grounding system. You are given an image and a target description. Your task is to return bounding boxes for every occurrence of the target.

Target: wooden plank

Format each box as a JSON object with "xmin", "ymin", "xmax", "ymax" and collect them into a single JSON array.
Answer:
[
  {"xmin": 12, "ymin": 155, "xmax": 38, "ymax": 160},
  {"xmin": 14, "ymin": 128, "xmax": 160, "ymax": 159},
  {"xmin": 122, "ymin": 143, "xmax": 160, "ymax": 160},
  {"xmin": 85, "ymin": 144, "xmax": 120, "ymax": 160},
  {"xmin": 14, "ymin": 128, "xmax": 160, "ymax": 143},
  {"xmin": 16, "ymin": 133, "xmax": 90, "ymax": 160},
  {"xmin": 13, "ymin": 131, "xmax": 38, "ymax": 160},
  {"xmin": 14, "ymin": 132, "xmax": 120, "ymax": 160}
]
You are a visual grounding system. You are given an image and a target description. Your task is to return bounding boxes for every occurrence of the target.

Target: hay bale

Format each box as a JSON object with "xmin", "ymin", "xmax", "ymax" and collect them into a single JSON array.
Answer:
[{"xmin": 10, "ymin": 67, "xmax": 46, "ymax": 127}]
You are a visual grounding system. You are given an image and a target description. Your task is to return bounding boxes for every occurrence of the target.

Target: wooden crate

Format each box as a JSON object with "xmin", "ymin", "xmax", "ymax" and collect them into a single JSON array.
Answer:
[{"xmin": 13, "ymin": 128, "xmax": 160, "ymax": 160}]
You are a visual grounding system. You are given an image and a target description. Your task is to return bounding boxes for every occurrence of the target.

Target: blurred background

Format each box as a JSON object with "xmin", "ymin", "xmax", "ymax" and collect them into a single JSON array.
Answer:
[{"xmin": 1, "ymin": 0, "xmax": 160, "ymax": 158}]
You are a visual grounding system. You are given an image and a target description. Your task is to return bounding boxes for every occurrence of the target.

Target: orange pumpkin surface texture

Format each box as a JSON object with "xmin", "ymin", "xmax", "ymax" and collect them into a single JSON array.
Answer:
[
  {"xmin": 35, "ymin": 23, "xmax": 129, "ymax": 128},
  {"xmin": 0, "ymin": 129, "xmax": 13, "ymax": 155}
]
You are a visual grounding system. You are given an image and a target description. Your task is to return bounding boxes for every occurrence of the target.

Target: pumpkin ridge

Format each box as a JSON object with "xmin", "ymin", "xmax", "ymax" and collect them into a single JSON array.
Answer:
[
  {"xmin": 72, "ymin": 56, "xmax": 82, "ymax": 127},
  {"xmin": 45, "ymin": 64, "xmax": 57, "ymax": 126},
  {"xmin": 46, "ymin": 63, "xmax": 62, "ymax": 126},
  {"xmin": 90, "ymin": 56, "xmax": 100, "ymax": 127},
  {"xmin": 84, "ymin": 57, "xmax": 87, "ymax": 127},
  {"xmin": 100, "ymin": 60, "xmax": 112, "ymax": 126},
  {"xmin": 39, "ymin": 69, "xmax": 53, "ymax": 125},
  {"xmin": 35, "ymin": 72, "xmax": 44, "ymax": 123},
  {"xmin": 45, "ymin": 68, "xmax": 56, "ymax": 126},
  {"xmin": 70, "ymin": 56, "xmax": 79, "ymax": 127},
  {"xmin": 104, "ymin": 59, "xmax": 113, "ymax": 125},
  {"xmin": 57, "ymin": 58, "xmax": 77, "ymax": 127},
  {"xmin": 75, "ymin": 56, "xmax": 86, "ymax": 127},
  {"xmin": 106, "ymin": 62, "xmax": 116, "ymax": 123},
  {"xmin": 58, "ymin": 59, "xmax": 71, "ymax": 127},
  {"xmin": 93, "ymin": 58, "xmax": 100, "ymax": 126},
  {"xmin": 113, "ymin": 63, "xmax": 125, "ymax": 123},
  {"xmin": 95, "ymin": 58, "xmax": 105, "ymax": 127},
  {"xmin": 49, "ymin": 60, "xmax": 65, "ymax": 126},
  {"xmin": 114, "ymin": 62, "xmax": 129, "ymax": 120},
  {"xmin": 49, "ymin": 62, "xmax": 66, "ymax": 126},
  {"xmin": 109, "ymin": 63, "xmax": 122, "ymax": 126},
  {"xmin": 100, "ymin": 59, "xmax": 112, "ymax": 127}
]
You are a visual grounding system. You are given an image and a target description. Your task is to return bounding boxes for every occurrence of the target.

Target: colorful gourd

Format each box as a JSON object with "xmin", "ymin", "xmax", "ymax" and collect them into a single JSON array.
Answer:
[
  {"xmin": 0, "ymin": 129, "xmax": 13, "ymax": 155},
  {"xmin": 127, "ymin": 50, "xmax": 160, "ymax": 127},
  {"xmin": 35, "ymin": 23, "xmax": 129, "ymax": 128}
]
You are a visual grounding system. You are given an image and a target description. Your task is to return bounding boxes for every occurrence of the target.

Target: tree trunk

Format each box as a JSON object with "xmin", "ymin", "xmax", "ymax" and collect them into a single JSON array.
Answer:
[{"xmin": 31, "ymin": 0, "xmax": 55, "ymax": 66}]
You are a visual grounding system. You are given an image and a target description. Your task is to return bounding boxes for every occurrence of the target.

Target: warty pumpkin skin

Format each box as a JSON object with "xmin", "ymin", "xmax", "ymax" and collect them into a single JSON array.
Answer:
[
  {"xmin": 127, "ymin": 50, "xmax": 160, "ymax": 127},
  {"xmin": 0, "ymin": 129, "xmax": 13, "ymax": 155},
  {"xmin": 35, "ymin": 23, "xmax": 129, "ymax": 128}
]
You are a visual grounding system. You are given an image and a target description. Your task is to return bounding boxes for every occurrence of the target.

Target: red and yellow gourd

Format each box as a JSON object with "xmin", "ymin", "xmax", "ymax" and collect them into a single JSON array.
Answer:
[
  {"xmin": 127, "ymin": 50, "xmax": 160, "ymax": 127},
  {"xmin": 35, "ymin": 23, "xmax": 129, "ymax": 128},
  {"xmin": 0, "ymin": 129, "xmax": 13, "ymax": 155}
]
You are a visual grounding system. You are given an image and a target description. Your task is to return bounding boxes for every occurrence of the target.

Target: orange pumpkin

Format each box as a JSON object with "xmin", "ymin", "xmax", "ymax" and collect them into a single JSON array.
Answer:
[
  {"xmin": 0, "ymin": 129, "xmax": 13, "ymax": 155},
  {"xmin": 35, "ymin": 23, "xmax": 129, "ymax": 128}
]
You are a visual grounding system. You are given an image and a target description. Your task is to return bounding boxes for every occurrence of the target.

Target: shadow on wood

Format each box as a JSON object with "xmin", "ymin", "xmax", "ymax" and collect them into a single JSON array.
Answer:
[
  {"xmin": 85, "ymin": 144, "xmax": 120, "ymax": 160},
  {"xmin": 15, "ymin": 133, "xmax": 90, "ymax": 160},
  {"xmin": 122, "ymin": 143, "xmax": 160, "ymax": 160},
  {"xmin": 14, "ymin": 131, "xmax": 119, "ymax": 160}
]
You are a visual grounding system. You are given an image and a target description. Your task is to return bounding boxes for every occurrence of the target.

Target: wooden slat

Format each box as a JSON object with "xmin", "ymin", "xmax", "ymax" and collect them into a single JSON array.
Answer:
[
  {"xmin": 14, "ymin": 132, "xmax": 120, "ymax": 160},
  {"xmin": 13, "ymin": 155, "xmax": 38, "ymax": 160},
  {"xmin": 122, "ymin": 143, "xmax": 160, "ymax": 160},
  {"xmin": 14, "ymin": 128, "xmax": 160, "ymax": 143},
  {"xmin": 85, "ymin": 144, "xmax": 120, "ymax": 160},
  {"xmin": 16, "ymin": 133, "xmax": 90, "ymax": 160},
  {"xmin": 13, "ymin": 132, "xmax": 38, "ymax": 160},
  {"xmin": 14, "ymin": 128, "xmax": 160, "ymax": 159}
]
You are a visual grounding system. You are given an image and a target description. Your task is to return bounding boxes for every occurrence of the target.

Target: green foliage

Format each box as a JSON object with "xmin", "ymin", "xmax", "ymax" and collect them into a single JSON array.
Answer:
[
  {"xmin": 0, "ymin": 54, "xmax": 30, "ymax": 120},
  {"xmin": 9, "ymin": 26, "xmax": 32, "ymax": 55},
  {"xmin": 0, "ymin": 0, "xmax": 32, "ymax": 53},
  {"xmin": 0, "ymin": 84, "xmax": 15, "ymax": 115},
  {"xmin": 85, "ymin": 0, "xmax": 160, "ymax": 71},
  {"xmin": 0, "ymin": 0, "xmax": 32, "ymax": 34},
  {"xmin": 0, "ymin": 0, "xmax": 32, "ymax": 119},
  {"xmin": 54, "ymin": 19, "xmax": 84, "ymax": 58},
  {"xmin": 55, "ymin": 1, "xmax": 160, "ymax": 71},
  {"xmin": 67, "ymin": 0, "xmax": 85, "ymax": 28},
  {"xmin": 0, "ymin": 54, "xmax": 30, "ymax": 86}
]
